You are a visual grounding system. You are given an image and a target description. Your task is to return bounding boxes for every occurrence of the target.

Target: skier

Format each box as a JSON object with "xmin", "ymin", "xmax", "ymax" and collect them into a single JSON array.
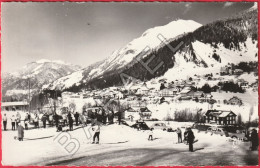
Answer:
[
  {"xmin": 148, "ymin": 128, "xmax": 153, "ymax": 141},
  {"xmin": 92, "ymin": 123, "xmax": 100, "ymax": 144},
  {"xmin": 187, "ymin": 128, "xmax": 195, "ymax": 152},
  {"xmin": 11, "ymin": 115, "xmax": 16, "ymax": 131},
  {"xmin": 2, "ymin": 114, "xmax": 8, "ymax": 131},
  {"xmin": 176, "ymin": 127, "xmax": 182, "ymax": 143},
  {"xmin": 74, "ymin": 112, "xmax": 79, "ymax": 126},
  {"xmin": 17, "ymin": 123, "xmax": 24, "ymax": 141}
]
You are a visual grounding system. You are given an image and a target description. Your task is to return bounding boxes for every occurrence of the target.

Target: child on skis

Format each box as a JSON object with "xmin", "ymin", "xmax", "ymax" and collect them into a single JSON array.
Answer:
[
  {"xmin": 148, "ymin": 128, "xmax": 154, "ymax": 141},
  {"xmin": 92, "ymin": 123, "xmax": 100, "ymax": 144}
]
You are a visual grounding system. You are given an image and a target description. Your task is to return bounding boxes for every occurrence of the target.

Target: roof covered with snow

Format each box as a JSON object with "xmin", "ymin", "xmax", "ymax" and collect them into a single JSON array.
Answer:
[{"xmin": 1, "ymin": 102, "xmax": 29, "ymax": 107}]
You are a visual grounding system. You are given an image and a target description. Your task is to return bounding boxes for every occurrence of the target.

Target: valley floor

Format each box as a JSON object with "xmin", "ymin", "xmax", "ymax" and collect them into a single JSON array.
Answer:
[{"xmin": 2, "ymin": 123, "xmax": 258, "ymax": 166}]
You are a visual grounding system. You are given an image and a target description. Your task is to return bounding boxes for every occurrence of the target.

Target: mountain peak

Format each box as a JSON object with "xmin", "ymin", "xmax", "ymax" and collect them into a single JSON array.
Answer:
[
  {"xmin": 46, "ymin": 19, "xmax": 202, "ymax": 91},
  {"xmin": 35, "ymin": 59, "xmax": 66, "ymax": 65},
  {"xmin": 249, "ymin": 2, "xmax": 257, "ymax": 11},
  {"xmin": 46, "ymin": 9, "xmax": 257, "ymax": 91}
]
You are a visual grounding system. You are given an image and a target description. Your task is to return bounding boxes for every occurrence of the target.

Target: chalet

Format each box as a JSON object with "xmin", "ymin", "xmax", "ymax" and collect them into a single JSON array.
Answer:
[
  {"xmin": 124, "ymin": 107, "xmax": 140, "ymax": 121},
  {"xmin": 234, "ymin": 69, "xmax": 243, "ymax": 75},
  {"xmin": 159, "ymin": 78, "xmax": 167, "ymax": 83},
  {"xmin": 228, "ymin": 96, "xmax": 243, "ymax": 106},
  {"xmin": 220, "ymin": 66, "xmax": 228, "ymax": 75},
  {"xmin": 197, "ymin": 93, "xmax": 213, "ymax": 103},
  {"xmin": 136, "ymin": 83, "xmax": 150, "ymax": 96},
  {"xmin": 100, "ymin": 90, "xmax": 114, "ymax": 98},
  {"xmin": 1, "ymin": 101, "xmax": 29, "ymax": 111},
  {"xmin": 128, "ymin": 84, "xmax": 140, "ymax": 93},
  {"xmin": 236, "ymin": 79, "xmax": 249, "ymax": 89},
  {"xmin": 251, "ymin": 82, "xmax": 258, "ymax": 92},
  {"xmin": 204, "ymin": 110, "xmax": 237, "ymax": 125},
  {"xmin": 220, "ymin": 65, "xmax": 232, "ymax": 75},
  {"xmin": 193, "ymin": 91, "xmax": 204, "ymax": 98},
  {"xmin": 159, "ymin": 87, "xmax": 179, "ymax": 97},
  {"xmin": 179, "ymin": 87, "xmax": 194, "ymax": 98},
  {"xmin": 140, "ymin": 107, "xmax": 152, "ymax": 120},
  {"xmin": 241, "ymin": 82, "xmax": 249, "ymax": 90},
  {"xmin": 184, "ymin": 81, "xmax": 194, "ymax": 87},
  {"xmin": 147, "ymin": 88, "xmax": 157, "ymax": 97}
]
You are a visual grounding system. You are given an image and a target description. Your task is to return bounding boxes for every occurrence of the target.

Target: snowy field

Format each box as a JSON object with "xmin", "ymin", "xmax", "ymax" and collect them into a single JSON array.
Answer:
[{"xmin": 2, "ymin": 122, "xmax": 258, "ymax": 166}]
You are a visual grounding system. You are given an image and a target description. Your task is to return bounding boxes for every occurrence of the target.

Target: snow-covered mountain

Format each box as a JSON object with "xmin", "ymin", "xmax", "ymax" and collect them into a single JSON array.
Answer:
[
  {"xmin": 2, "ymin": 59, "xmax": 81, "ymax": 96},
  {"xmin": 46, "ymin": 20, "xmax": 202, "ymax": 91},
  {"xmin": 47, "ymin": 6, "xmax": 258, "ymax": 91}
]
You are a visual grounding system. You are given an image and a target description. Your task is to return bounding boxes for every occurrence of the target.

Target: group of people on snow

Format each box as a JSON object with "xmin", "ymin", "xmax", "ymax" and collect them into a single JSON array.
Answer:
[
  {"xmin": 2, "ymin": 112, "xmax": 22, "ymax": 131},
  {"xmin": 2, "ymin": 111, "xmax": 259, "ymax": 152},
  {"xmin": 146, "ymin": 126, "xmax": 195, "ymax": 151}
]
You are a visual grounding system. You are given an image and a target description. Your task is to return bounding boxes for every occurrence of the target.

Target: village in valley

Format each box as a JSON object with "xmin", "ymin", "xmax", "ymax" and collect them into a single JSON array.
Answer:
[{"xmin": 3, "ymin": 61, "xmax": 258, "ymax": 127}]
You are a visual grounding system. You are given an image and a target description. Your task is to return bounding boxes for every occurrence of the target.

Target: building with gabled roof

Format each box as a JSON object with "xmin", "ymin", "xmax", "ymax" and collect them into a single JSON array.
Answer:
[
  {"xmin": 204, "ymin": 110, "xmax": 237, "ymax": 125},
  {"xmin": 228, "ymin": 96, "xmax": 243, "ymax": 106}
]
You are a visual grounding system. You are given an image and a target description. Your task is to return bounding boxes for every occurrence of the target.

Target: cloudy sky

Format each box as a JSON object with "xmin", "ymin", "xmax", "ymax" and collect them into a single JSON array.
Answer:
[{"xmin": 2, "ymin": 2, "xmax": 255, "ymax": 72}]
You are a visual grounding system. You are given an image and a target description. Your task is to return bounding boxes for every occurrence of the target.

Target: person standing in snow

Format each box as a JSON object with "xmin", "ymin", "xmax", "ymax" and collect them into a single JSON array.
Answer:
[
  {"xmin": 11, "ymin": 115, "xmax": 16, "ymax": 131},
  {"xmin": 148, "ymin": 128, "xmax": 154, "ymax": 141},
  {"xmin": 34, "ymin": 114, "xmax": 39, "ymax": 129},
  {"xmin": 17, "ymin": 123, "xmax": 24, "ymax": 141},
  {"xmin": 53, "ymin": 113, "xmax": 59, "ymax": 128},
  {"xmin": 251, "ymin": 129, "xmax": 258, "ymax": 151},
  {"xmin": 137, "ymin": 124, "xmax": 140, "ymax": 131},
  {"xmin": 16, "ymin": 112, "xmax": 21, "ymax": 128},
  {"xmin": 176, "ymin": 127, "xmax": 182, "ymax": 143},
  {"xmin": 28, "ymin": 113, "xmax": 31, "ymax": 122},
  {"xmin": 92, "ymin": 123, "xmax": 100, "ymax": 144},
  {"xmin": 24, "ymin": 118, "xmax": 29, "ymax": 130},
  {"xmin": 63, "ymin": 113, "xmax": 67, "ymax": 126},
  {"xmin": 25, "ymin": 113, "xmax": 29, "ymax": 121},
  {"xmin": 67, "ymin": 112, "xmax": 73, "ymax": 131},
  {"xmin": 187, "ymin": 128, "xmax": 195, "ymax": 152},
  {"xmin": 41, "ymin": 114, "xmax": 47, "ymax": 128},
  {"xmin": 183, "ymin": 128, "xmax": 189, "ymax": 144},
  {"xmin": 79, "ymin": 114, "xmax": 85, "ymax": 126},
  {"xmin": 2, "ymin": 114, "xmax": 8, "ymax": 131},
  {"xmin": 49, "ymin": 114, "xmax": 53, "ymax": 127},
  {"xmin": 74, "ymin": 112, "xmax": 79, "ymax": 126}
]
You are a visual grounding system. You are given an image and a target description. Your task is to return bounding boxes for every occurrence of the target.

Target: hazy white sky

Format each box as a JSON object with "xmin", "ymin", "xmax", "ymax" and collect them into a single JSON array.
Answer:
[{"xmin": 2, "ymin": 2, "xmax": 255, "ymax": 72}]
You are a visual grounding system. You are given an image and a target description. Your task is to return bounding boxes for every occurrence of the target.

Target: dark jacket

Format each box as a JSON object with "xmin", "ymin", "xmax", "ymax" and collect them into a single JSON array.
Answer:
[
  {"xmin": 187, "ymin": 130, "xmax": 195, "ymax": 143},
  {"xmin": 42, "ymin": 115, "xmax": 47, "ymax": 122},
  {"xmin": 251, "ymin": 130, "xmax": 259, "ymax": 146},
  {"xmin": 54, "ymin": 114, "xmax": 59, "ymax": 121},
  {"xmin": 18, "ymin": 125, "xmax": 24, "ymax": 138},
  {"xmin": 74, "ymin": 113, "xmax": 79, "ymax": 119}
]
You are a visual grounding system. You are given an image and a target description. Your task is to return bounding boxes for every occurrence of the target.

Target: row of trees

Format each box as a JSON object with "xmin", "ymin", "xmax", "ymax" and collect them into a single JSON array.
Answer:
[
  {"xmin": 170, "ymin": 108, "xmax": 204, "ymax": 122},
  {"xmin": 219, "ymin": 82, "xmax": 245, "ymax": 93},
  {"xmin": 234, "ymin": 61, "xmax": 258, "ymax": 73},
  {"xmin": 198, "ymin": 81, "xmax": 245, "ymax": 94}
]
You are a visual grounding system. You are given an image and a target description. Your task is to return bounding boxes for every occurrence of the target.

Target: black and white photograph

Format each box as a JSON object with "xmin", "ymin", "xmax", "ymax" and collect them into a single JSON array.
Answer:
[{"xmin": 1, "ymin": 1, "xmax": 259, "ymax": 166}]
